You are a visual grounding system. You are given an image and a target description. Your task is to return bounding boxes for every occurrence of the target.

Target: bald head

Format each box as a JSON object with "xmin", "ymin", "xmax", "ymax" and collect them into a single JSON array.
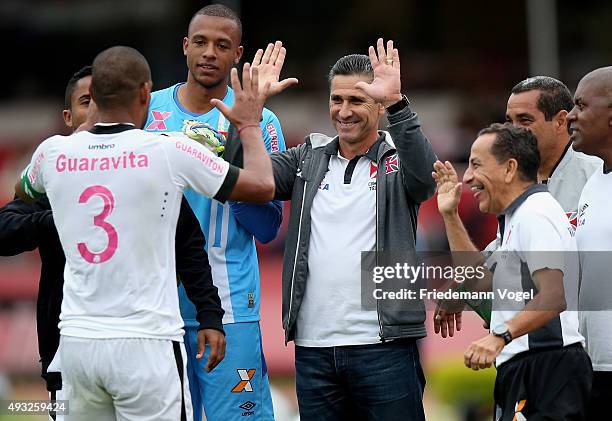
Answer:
[
  {"xmin": 91, "ymin": 46, "xmax": 151, "ymax": 110},
  {"xmin": 579, "ymin": 66, "xmax": 612, "ymax": 99}
]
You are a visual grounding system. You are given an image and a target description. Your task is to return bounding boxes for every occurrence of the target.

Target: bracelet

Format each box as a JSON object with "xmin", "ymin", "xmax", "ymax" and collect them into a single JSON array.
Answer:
[{"xmin": 237, "ymin": 124, "xmax": 261, "ymax": 136}]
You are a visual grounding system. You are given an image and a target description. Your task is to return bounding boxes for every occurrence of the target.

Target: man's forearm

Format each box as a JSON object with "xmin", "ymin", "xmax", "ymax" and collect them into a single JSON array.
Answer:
[
  {"xmin": 388, "ymin": 106, "xmax": 437, "ymax": 203},
  {"xmin": 443, "ymin": 211, "xmax": 479, "ymax": 253},
  {"xmin": 242, "ymin": 127, "xmax": 273, "ymax": 177},
  {"xmin": 442, "ymin": 211, "xmax": 492, "ymax": 292},
  {"xmin": 0, "ymin": 199, "xmax": 51, "ymax": 255},
  {"xmin": 234, "ymin": 126, "xmax": 275, "ymax": 203},
  {"xmin": 506, "ymin": 296, "xmax": 564, "ymax": 340},
  {"xmin": 506, "ymin": 269, "xmax": 566, "ymax": 339},
  {"xmin": 229, "ymin": 200, "xmax": 282, "ymax": 244}
]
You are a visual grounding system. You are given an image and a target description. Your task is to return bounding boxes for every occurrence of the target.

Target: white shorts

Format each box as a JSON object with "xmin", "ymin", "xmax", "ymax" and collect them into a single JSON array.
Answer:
[{"xmin": 59, "ymin": 336, "xmax": 192, "ymax": 421}]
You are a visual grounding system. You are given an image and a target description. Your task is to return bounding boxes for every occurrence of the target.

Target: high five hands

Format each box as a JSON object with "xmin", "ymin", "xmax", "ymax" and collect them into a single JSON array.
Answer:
[
  {"xmin": 355, "ymin": 38, "xmax": 402, "ymax": 107},
  {"xmin": 432, "ymin": 160, "xmax": 462, "ymax": 216},
  {"xmin": 251, "ymin": 41, "xmax": 299, "ymax": 97},
  {"xmin": 212, "ymin": 41, "xmax": 298, "ymax": 126}
]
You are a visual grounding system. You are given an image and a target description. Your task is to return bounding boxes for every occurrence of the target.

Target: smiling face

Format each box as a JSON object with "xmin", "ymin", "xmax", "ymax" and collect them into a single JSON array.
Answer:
[
  {"xmin": 567, "ymin": 75, "xmax": 612, "ymax": 157},
  {"xmin": 183, "ymin": 14, "xmax": 243, "ymax": 89},
  {"xmin": 329, "ymin": 74, "xmax": 384, "ymax": 146},
  {"xmin": 506, "ymin": 90, "xmax": 563, "ymax": 158},
  {"xmin": 463, "ymin": 133, "xmax": 512, "ymax": 214}
]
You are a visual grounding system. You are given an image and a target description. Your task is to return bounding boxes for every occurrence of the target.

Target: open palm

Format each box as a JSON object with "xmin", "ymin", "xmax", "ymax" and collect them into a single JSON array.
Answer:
[
  {"xmin": 251, "ymin": 41, "xmax": 298, "ymax": 98},
  {"xmin": 432, "ymin": 160, "xmax": 462, "ymax": 215},
  {"xmin": 355, "ymin": 38, "xmax": 401, "ymax": 106}
]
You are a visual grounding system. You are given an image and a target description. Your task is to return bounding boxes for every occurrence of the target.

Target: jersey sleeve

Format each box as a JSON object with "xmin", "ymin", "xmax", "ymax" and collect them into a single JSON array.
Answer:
[
  {"xmin": 227, "ymin": 110, "xmax": 285, "ymax": 243},
  {"xmin": 20, "ymin": 140, "xmax": 50, "ymax": 200},
  {"xmin": 162, "ymin": 134, "xmax": 239, "ymax": 203},
  {"xmin": 517, "ymin": 211, "xmax": 567, "ymax": 274},
  {"xmin": 261, "ymin": 110, "xmax": 286, "ymax": 154}
]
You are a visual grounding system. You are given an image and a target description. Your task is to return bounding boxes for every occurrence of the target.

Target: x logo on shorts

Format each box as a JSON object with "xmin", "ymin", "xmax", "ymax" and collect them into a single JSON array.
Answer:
[{"xmin": 231, "ymin": 369, "xmax": 256, "ymax": 393}]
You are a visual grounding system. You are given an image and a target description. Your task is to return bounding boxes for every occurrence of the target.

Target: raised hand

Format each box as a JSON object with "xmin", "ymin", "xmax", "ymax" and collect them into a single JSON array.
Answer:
[
  {"xmin": 355, "ymin": 38, "xmax": 402, "ymax": 107},
  {"xmin": 432, "ymin": 160, "xmax": 462, "ymax": 216},
  {"xmin": 211, "ymin": 63, "xmax": 268, "ymax": 129},
  {"xmin": 251, "ymin": 41, "xmax": 298, "ymax": 98}
]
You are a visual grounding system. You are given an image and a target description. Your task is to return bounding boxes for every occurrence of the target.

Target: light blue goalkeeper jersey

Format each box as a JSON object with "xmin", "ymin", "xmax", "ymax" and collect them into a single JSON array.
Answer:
[{"xmin": 145, "ymin": 83, "xmax": 285, "ymax": 326}]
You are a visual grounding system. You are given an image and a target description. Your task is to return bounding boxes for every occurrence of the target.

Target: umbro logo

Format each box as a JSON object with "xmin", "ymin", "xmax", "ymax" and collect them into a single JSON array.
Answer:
[
  {"xmin": 239, "ymin": 400, "xmax": 256, "ymax": 417},
  {"xmin": 239, "ymin": 401, "xmax": 256, "ymax": 411},
  {"xmin": 89, "ymin": 144, "xmax": 115, "ymax": 150}
]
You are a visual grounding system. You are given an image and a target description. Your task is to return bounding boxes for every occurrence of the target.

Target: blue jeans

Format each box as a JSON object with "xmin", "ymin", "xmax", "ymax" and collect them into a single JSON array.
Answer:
[{"xmin": 295, "ymin": 340, "xmax": 426, "ymax": 421}]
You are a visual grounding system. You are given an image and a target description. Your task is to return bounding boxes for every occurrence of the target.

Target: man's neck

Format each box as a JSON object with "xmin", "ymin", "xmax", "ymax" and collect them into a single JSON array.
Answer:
[
  {"xmin": 537, "ymin": 138, "xmax": 570, "ymax": 182},
  {"xmin": 600, "ymin": 153, "xmax": 612, "ymax": 173},
  {"xmin": 338, "ymin": 133, "xmax": 380, "ymax": 160},
  {"xmin": 97, "ymin": 110, "xmax": 140, "ymax": 128},
  {"xmin": 499, "ymin": 182, "xmax": 536, "ymax": 214},
  {"xmin": 178, "ymin": 76, "xmax": 228, "ymax": 115}
]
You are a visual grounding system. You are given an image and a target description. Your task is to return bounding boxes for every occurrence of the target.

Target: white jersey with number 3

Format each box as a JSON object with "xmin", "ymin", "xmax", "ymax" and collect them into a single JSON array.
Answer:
[{"xmin": 22, "ymin": 125, "xmax": 234, "ymax": 341}]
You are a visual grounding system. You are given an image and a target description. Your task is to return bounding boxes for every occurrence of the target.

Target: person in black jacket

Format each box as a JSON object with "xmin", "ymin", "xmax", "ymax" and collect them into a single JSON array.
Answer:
[
  {"xmin": 270, "ymin": 39, "xmax": 437, "ymax": 421},
  {"xmin": 0, "ymin": 65, "xmax": 225, "ymax": 399}
]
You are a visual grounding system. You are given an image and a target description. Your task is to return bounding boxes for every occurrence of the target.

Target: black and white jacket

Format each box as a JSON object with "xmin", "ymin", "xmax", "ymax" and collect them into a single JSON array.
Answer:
[{"xmin": 271, "ymin": 105, "xmax": 438, "ymax": 343}]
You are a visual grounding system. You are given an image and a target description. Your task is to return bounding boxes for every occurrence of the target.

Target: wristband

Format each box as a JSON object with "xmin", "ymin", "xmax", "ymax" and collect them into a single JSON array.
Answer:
[
  {"xmin": 386, "ymin": 94, "xmax": 410, "ymax": 114},
  {"xmin": 237, "ymin": 124, "xmax": 261, "ymax": 136}
]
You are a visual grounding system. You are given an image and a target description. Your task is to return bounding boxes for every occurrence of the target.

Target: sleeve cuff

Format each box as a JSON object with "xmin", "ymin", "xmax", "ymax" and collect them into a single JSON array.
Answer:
[
  {"xmin": 386, "ymin": 105, "xmax": 416, "ymax": 125},
  {"xmin": 20, "ymin": 167, "xmax": 46, "ymax": 200},
  {"xmin": 213, "ymin": 164, "xmax": 239, "ymax": 203},
  {"xmin": 196, "ymin": 311, "xmax": 225, "ymax": 335}
]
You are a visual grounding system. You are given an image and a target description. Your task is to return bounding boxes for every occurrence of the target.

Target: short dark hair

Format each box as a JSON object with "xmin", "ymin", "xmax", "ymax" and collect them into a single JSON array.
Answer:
[
  {"xmin": 189, "ymin": 4, "xmax": 242, "ymax": 41},
  {"xmin": 328, "ymin": 54, "xmax": 373, "ymax": 86},
  {"xmin": 64, "ymin": 65, "xmax": 92, "ymax": 109},
  {"xmin": 478, "ymin": 123, "xmax": 540, "ymax": 183},
  {"xmin": 91, "ymin": 46, "xmax": 151, "ymax": 110},
  {"xmin": 511, "ymin": 76, "xmax": 574, "ymax": 120}
]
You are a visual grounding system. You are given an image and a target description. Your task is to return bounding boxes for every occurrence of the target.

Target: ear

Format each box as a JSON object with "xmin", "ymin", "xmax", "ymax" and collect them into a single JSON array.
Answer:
[
  {"xmin": 62, "ymin": 109, "xmax": 73, "ymax": 128},
  {"xmin": 504, "ymin": 158, "xmax": 519, "ymax": 183},
  {"xmin": 554, "ymin": 109, "xmax": 568, "ymax": 133},
  {"xmin": 183, "ymin": 37, "xmax": 189, "ymax": 56},
  {"xmin": 235, "ymin": 45, "xmax": 244, "ymax": 64},
  {"xmin": 140, "ymin": 82, "xmax": 151, "ymax": 105}
]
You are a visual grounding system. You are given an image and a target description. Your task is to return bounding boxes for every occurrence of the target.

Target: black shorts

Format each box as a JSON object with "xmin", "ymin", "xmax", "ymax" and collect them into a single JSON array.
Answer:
[
  {"xmin": 494, "ymin": 343, "xmax": 592, "ymax": 421},
  {"xmin": 588, "ymin": 371, "xmax": 612, "ymax": 419}
]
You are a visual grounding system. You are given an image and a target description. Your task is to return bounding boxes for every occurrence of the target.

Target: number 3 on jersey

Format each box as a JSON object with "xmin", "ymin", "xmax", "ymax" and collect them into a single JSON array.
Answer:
[{"xmin": 77, "ymin": 185, "xmax": 118, "ymax": 264}]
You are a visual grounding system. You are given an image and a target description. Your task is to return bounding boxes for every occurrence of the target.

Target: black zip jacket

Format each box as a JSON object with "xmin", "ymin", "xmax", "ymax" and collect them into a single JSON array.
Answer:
[
  {"xmin": 0, "ymin": 196, "xmax": 223, "ymax": 377},
  {"xmin": 271, "ymin": 105, "xmax": 437, "ymax": 343}
]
